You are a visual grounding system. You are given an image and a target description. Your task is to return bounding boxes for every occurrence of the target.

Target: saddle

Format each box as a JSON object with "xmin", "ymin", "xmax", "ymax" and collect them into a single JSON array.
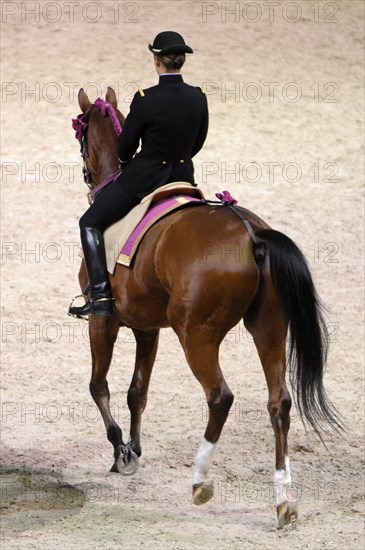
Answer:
[{"xmin": 103, "ymin": 182, "xmax": 205, "ymax": 273}]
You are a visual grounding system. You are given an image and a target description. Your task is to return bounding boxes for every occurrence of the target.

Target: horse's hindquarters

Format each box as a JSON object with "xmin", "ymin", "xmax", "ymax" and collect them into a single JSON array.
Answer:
[{"xmin": 112, "ymin": 205, "xmax": 260, "ymax": 332}]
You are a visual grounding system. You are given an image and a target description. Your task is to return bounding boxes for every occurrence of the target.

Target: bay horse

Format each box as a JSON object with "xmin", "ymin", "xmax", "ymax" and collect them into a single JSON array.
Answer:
[{"xmin": 71, "ymin": 87, "xmax": 341, "ymax": 528}]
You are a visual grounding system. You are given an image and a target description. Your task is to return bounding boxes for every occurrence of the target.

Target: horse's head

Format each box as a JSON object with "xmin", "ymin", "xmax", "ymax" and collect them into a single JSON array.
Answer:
[{"xmin": 72, "ymin": 87, "xmax": 125, "ymax": 194}]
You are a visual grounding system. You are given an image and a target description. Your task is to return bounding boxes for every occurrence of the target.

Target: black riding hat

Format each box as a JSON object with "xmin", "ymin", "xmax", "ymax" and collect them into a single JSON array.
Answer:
[{"xmin": 148, "ymin": 31, "xmax": 193, "ymax": 55}]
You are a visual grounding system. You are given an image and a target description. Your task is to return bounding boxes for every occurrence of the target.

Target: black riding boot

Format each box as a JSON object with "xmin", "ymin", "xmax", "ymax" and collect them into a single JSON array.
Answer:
[{"xmin": 68, "ymin": 227, "xmax": 114, "ymax": 318}]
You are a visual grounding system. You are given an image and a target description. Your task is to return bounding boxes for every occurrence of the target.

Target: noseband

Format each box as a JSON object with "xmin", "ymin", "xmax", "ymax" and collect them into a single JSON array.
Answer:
[{"xmin": 72, "ymin": 98, "xmax": 123, "ymax": 203}]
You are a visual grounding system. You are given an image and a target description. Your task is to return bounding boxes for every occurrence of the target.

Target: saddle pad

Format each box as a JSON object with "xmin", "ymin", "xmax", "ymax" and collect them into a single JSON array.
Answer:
[{"xmin": 104, "ymin": 182, "xmax": 204, "ymax": 273}]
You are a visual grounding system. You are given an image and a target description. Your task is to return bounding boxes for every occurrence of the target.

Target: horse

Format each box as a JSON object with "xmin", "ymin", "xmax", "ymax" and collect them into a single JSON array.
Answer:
[{"xmin": 70, "ymin": 86, "xmax": 342, "ymax": 528}]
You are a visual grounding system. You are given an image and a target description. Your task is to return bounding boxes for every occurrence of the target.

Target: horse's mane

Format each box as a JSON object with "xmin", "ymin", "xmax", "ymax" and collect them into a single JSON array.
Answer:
[{"xmin": 93, "ymin": 98, "xmax": 123, "ymax": 137}]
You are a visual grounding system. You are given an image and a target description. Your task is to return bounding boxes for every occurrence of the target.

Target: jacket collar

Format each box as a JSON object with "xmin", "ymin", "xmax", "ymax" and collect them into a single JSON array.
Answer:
[{"xmin": 159, "ymin": 74, "xmax": 184, "ymax": 85}]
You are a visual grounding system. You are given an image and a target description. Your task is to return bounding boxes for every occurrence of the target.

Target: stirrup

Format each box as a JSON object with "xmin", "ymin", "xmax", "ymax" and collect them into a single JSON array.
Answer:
[
  {"xmin": 68, "ymin": 295, "xmax": 114, "ymax": 320},
  {"xmin": 68, "ymin": 294, "xmax": 90, "ymax": 320}
]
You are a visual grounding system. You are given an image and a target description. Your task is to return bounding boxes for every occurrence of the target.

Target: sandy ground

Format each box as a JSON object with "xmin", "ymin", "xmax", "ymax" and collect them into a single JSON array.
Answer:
[{"xmin": 1, "ymin": 0, "xmax": 364, "ymax": 548}]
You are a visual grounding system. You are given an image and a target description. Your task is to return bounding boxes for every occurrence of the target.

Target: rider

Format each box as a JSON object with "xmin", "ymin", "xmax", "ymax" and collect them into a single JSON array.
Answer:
[{"xmin": 69, "ymin": 31, "xmax": 209, "ymax": 318}]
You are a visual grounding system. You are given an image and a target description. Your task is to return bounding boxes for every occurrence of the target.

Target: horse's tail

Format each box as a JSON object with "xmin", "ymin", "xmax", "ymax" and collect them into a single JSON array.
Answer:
[{"xmin": 254, "ymin": 228, "xmax": 343, "ymax": 436}]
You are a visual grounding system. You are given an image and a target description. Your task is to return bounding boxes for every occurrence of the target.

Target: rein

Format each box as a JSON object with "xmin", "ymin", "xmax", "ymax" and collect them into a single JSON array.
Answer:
[{"xmin": 72, "ymin": 98, "xmax": 122, "ymax": 203}]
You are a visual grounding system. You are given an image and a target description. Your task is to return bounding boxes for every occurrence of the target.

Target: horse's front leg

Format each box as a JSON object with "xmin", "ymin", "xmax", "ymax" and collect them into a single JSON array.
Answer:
[
  {"xmin": 114, "ymin": 328, "xmax": 159, "ymax": 475},
  {"xmin": 88, "ymin": 315, "xmax": 126, "ymax": 472}
]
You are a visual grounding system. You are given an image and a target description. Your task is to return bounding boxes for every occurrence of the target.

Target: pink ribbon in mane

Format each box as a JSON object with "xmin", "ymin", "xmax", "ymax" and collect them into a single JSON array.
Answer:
[
  {"xmin": 71, "ymin": 97, "xmax": 122, "ymax": 141},
  {"xmin": 72, "ymin": 116, "xmax": 88, "ymax": 140},
  {"xmin": 94, "ymin": 97, "xmax": 122, "ymax": 136},
  {"xmin": 71, "ymin": 96, "xmax": 123, "ymax": 199}
]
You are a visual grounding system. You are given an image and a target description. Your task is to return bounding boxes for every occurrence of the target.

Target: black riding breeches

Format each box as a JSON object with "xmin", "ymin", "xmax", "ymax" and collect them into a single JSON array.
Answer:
[{"xmin": 79, "ymin": 181, "xmax": 141, "ymax": 232}]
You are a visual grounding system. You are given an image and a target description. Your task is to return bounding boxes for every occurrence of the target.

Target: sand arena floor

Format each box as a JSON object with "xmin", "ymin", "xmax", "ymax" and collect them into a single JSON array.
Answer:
[{"xmin": 1, "ymin": 1, "xmax": 364, "ymax": 548}]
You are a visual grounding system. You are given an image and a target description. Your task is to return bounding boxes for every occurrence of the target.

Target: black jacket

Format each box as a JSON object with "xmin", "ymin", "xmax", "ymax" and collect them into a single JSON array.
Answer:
[{"xmin": 116, "ymin": 74, "xmax": 208, "ymax": 199}]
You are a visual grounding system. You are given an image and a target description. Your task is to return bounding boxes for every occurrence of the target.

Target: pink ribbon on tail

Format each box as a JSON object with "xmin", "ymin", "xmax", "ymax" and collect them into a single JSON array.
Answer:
[
  {"xmin": 215, "ymin": 190, "xmax": 238, "ymax": 205},
  {"xmin": 72, "ymin": 117, "xmax": 88, "ymax": 140}
]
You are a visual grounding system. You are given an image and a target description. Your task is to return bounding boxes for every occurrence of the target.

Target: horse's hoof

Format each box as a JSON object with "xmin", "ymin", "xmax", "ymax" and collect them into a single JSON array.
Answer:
[
  {"xmin": 277, "ymin": 501, "xmax": 298, "ymax": 529},
  {"xmin": 115, "ymin": 446, "xmax": 139, "ymax": 476},
  {"xmin": 192, "ymin": 481, "xmax": 214, "ymax": 505}
]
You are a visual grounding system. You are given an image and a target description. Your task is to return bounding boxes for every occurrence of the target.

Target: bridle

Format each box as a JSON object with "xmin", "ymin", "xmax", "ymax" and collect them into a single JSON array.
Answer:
[{"xmin": 72, "ymin": 98, "xmax": 123, "ymax": 204}]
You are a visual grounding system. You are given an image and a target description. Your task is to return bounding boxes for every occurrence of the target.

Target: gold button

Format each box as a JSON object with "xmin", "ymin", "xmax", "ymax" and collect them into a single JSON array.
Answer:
[
  {"xmin": 179, "ymin": 159, "xmax": 184, "ymax": 164},
  {"xmin": 162, "ymin": 161, "xmax": 167, "ymax": 165}
]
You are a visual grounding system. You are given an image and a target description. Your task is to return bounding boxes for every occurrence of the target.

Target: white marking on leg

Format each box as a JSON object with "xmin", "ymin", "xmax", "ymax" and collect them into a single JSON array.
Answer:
[
  {"xmin": 273, "ymin": 455, "xmax": 292, "ymax": 506},
  {"xmin": 193, "ymin": 438, "xmax": 216, "ymax": 484}
]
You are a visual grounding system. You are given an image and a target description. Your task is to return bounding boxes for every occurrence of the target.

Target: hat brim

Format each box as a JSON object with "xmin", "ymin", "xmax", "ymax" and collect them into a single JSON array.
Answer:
[{"xmin": 148, "ymin": 43, "xmax": 193, "ymax": 55}]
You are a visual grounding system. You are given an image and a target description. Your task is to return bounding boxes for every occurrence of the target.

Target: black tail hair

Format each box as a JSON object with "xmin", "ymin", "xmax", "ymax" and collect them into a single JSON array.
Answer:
[{"xmin": 256, "ymin": 229, "xmax": 343, "ymax": 437}]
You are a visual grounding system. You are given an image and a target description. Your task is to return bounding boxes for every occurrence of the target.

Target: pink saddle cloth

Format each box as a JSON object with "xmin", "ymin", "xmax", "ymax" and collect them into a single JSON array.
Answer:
[{"xmin": 103, "ymin": 182, "xmax": 204, "ymax": 272}]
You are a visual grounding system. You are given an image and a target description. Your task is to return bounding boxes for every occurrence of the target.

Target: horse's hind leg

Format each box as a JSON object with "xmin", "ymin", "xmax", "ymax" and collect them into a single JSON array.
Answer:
[
  {"xmin": 176, "ymin": 330, "xmax": 234, "ymax": 505},
  {"xmin": 88, "ymin": 316, "xmax": 128, "ymax": 472},
  {"xmin": 245, "ymin": 304, "xmax": 298, "ymax": 528}
]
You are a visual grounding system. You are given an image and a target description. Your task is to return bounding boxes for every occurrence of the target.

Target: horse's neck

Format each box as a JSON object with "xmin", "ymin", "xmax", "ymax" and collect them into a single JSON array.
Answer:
[{"xmin": 96, "ymin": 150, "xmax": 119, "ymax": 184}]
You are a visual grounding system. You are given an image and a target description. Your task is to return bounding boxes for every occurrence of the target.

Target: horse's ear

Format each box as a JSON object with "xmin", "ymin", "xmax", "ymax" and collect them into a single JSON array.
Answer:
[
  {"xmin": 106, "ymin": 87, "xmax": 118, "ymax": 109},
  {"xmin": 78, "ymin": 88, "xmax": 92, "ymax": 113}
]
